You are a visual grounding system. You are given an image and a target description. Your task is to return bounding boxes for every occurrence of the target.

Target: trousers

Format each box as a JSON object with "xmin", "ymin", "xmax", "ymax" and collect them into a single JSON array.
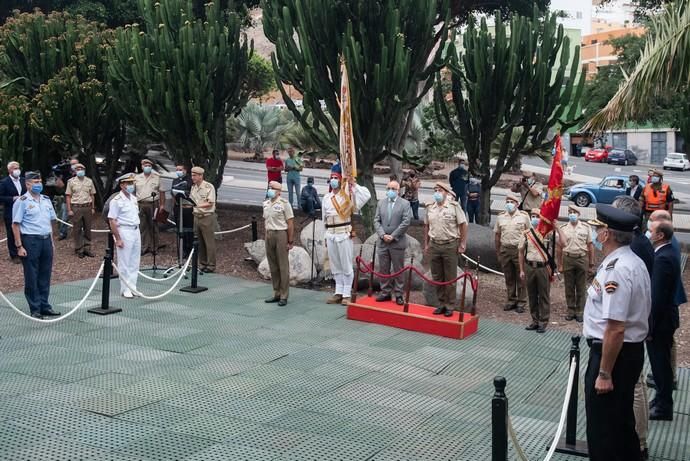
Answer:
[
  {"xmin": 409, "ymin": 200, "xmax": 419, "ymax": 220},
  {"xmin": 326, "ymin": 232, "xmax": 354, "ymax": 298},
  {"xmin": 585, "ymin": 341, "xmax": 643, "ymax": 461},
  {"xmin": 647, "ymin": 331, "xmax": 676, "ymax": 413},
  {"xmin": 266, "ymin": 229, "xmax": 290, "ymax": 300},
  {"xmin": 377, "ymin": 243, "xmax": 405, "ymax": 297},
  {"xmin": 21, "ymin": 235, "xmax": 54, "ymax": 315},
  {"xmin": 466, "ymin": 199, "xmax": 480, "ymax": 223},
  {"xmin": 116, "ymin": 227, "xmax": 141, "ymax": 296},
  {"xmin": 563, "ymin": 254, "xmax": 587, "ymax": 316},
  {"xmin": 138, "ymin": 203, "xmax": 159, "ymax": 253},
  {"xmin": 287, "ymin": 176, "xmax": 300, "ymax": 209},
  {"xmin": 174, "ymin": 206, "xmax": 194, "ymax": 258},
  {"xmin": 72, "ymin": 205, "xmax": 93, "ymax": 254},
  {"xmin": 430, "ymin": 240, "xmax": 458, "ymax": 307},
  {"xmin": 633, "ymin": 372, "xmax": 649, "ymax": 450},
  {"xmin": 500, "ymin": 246, "xmax": 526, "ymax": 308},
  {"xmin": 194, "ymin": 214, "xmax": 216, "ymax": 270},
  {"xmin": 4, "ymin": 217, "xmax": 18, "ymax": 258},
  {"xmin": 526, "ymin": 264, "xmax": 550, "ymax": 326}
]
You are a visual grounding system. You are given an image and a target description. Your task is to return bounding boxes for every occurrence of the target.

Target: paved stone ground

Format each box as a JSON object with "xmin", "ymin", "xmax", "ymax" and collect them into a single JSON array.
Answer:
[{"xmin": 0, "ymin": 274, "xmax": 688, "ymax": 460}]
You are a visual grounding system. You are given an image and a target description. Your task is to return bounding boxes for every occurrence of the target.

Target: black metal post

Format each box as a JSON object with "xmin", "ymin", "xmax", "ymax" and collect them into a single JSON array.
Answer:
[
  {"xmin": 180, "ymin": 238, "xmax": 208, "ymax": 293},
  {"xmin": 88, "ymin": 243, "xmax": 122, "ymax": 315},
  {"xmin": 251, "ymin": 216, "xmax": 258, "ymax": 242},
  {"xmin": 100, "ymin": 232, "xmax": 118, "ymax": 279},
  {"xmin": 492, "ymin": 376, "xmax": 508, "ymax": 461},
  {"xmin": 555, "ymin": 335, "xmax": 589, "ymax": 456},
  {"xmin": 368, "ymin": 241, "xmax": 377, "ymax": 298}
]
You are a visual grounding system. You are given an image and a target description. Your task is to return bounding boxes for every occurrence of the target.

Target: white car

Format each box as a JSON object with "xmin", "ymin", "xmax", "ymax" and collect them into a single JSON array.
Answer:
[{"xmin": 663, "ymin": 153, "xmax": 690, "ymax": 171}]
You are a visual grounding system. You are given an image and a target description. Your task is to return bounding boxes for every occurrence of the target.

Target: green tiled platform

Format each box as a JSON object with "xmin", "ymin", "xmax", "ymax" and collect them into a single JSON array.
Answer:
[{"xmin": 0, "ymin": 274, "xmax": 688, "ymax": 460}]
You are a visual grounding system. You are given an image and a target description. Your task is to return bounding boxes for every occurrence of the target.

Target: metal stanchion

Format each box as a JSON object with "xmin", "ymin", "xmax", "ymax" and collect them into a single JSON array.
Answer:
[
  {"xmin": 100, "ymin": 232, "xmax": 118, "ymax": 279},
  {"xmin": 471, "ymin": 255, "xmax": 479, "ymax": 316},
  {"xmin": 492, "ymin": 376, "xmax": 508, "ymax": 461},
  {"xmin": 555, "ymin": 336, "xmax": 589, "ymax": 456},
  {"xmin": 403, "ymin": 257, "xmax": 414, "ymax": 313},
  {"xmin": 367, "ymin": 242, "xmax": 377, "ymax": 298},
  {"xmin": 88, "ymin": 245, "xmax": 122, "ymax": 315},
  {"xmin": 180, "ymin": 238, "xmax": 208, "ymax": 294},
  {"xmin": 352, "ymin": 248, "xmax": 362, "ymax": 303},
  {"xmin": 459, "ymin": 273, "xmax": 467, "ymax": 322},
  {"xmin": 251, "ymin": 216, "xmax": 258, "ymax": 242}
]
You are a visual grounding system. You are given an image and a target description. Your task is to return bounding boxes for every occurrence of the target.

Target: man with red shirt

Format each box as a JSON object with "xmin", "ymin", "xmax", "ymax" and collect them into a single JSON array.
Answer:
[{"xmin": 266, "ymin": 150, "xmax": 284, "ymax": 187}]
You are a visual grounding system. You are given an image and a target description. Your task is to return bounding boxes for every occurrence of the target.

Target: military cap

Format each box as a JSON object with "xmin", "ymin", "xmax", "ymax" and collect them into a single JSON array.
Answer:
[
  {"xmin": 505, "ymin": 192, "xmax": 521, "ymax": 203},
  {"xmin": 649, "ymin": 168, "xmax": 663, "ymax": 177},
  {"xmin": 434, "ymin": 182, "xmax": 456, "ymax": 199},
  {"xmin": 530, "ymin": 208, "xmax": 542, "ymax": 216},
  {"xmin": 117, "ymin": 172, "xmax": 136, "ymax": 183},
  {"xmin": 24, "ymin": 171, "xmax": 41, "ymax": 180},
  {"xmin": 141, "ymin": 158, "xmax": 154, "ymax": 166},
  {"xmin": 74, "ymin": 163, "xmax": 85, "ymax": 170},
  {"xmin": 588, "ymin": 203, "xmax": 638, "ymax": 232},
  {"xmin": 567, "ymin": 204, "xmax": 582, "ymax": 215},
  {"xmin": 268, "ymin": 181, "xmax": 282, "ymax": 190},
  {"xmin": 191, "ymin": 166, "xmax": 204, "ymax": 174}
]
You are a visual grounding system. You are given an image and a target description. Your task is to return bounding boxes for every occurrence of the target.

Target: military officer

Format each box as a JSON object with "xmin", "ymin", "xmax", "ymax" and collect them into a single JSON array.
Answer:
[
  {"xmin": 65, "ymin": 163, "xmax": 96, "ymax": 258},
  {"xmin": 584, "ymin": 204, "xmax": 651, "ymax": 461},
  {"xmin": 135, "ymin": 158, "xmax": 165, "ymax": 255},
  {"xmin": 556, "ymin": 204, "xmax": 593, "ymax": 322},
  {"xmin": 108, "ymin": 173, "xmax": 141, "ymax": 299},
  {"xmin": 519, "ymin": 209, "xmax": 553, "ymax": 333},
  {"xmin": 424, "ymin": 182, "xmax": 468, "ymax": 317},
  {"xmin": 494, "ymin": 193, "xmax": 531, "ymax": 313},
  {"xmin": 190, "ymin": 167, "xmax": 217, "ymax": 273},
  {"xmin": 263, "ymin": 181, "xmax": 294, "ymax": 306},
  {"xmin": 12, "ymin": 171, "xmax": 61, "ymax": 318}
]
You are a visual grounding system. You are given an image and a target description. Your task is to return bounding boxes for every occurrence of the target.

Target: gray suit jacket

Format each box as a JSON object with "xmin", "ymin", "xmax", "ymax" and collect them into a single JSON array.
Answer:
[{"xmin": 374, "ymin": 197, "xmax": 412, "ymax": 249}]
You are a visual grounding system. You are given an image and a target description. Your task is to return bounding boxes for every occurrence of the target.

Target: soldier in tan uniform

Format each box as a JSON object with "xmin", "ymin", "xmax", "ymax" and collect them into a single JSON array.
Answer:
[
  {"xmin": 424, "ymin": 182, "xmax": 467, "ymax": 317},
  {"xmin": 556, "ymin": 204, "xmax": 593, "ymax": 322},
  {"xmin": 263, "ymin": 181, "xmax": 294, "ymax": 306},
  {"xmin": 518, "ymin": 209, "xmax": 553, "ymax": 333},
  {"xmin": 515, "ymin": 171, "xmax": 543, "ymax": 211},
  {"xmin": 494, "ymin": 193, "xmax": 530, "ymax": 312},
  {"xmin": 190, "ymin": 167, "xmax": 217, "ymax": 272},
  {"xmin": 65, "ymin": 163, "xmax": 96, "ymax": 258},
  {"xmin": 135, "ymin": 158, "xmax": 165, "ymax": 255}
]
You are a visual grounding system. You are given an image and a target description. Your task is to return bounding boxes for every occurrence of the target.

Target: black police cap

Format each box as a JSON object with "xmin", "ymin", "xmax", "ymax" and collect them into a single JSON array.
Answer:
[
  {"xmin": 24, "ymin": 171, "xmax": 41, "ymax": 180},
  {"xmin": 588, "ymin": 203, "xmax": 639, "ymax": 232}
]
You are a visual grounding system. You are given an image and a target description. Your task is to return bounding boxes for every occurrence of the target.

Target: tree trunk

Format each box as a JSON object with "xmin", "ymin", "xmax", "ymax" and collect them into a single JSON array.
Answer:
[
  {"xmin": 389, "ymin": 156, "xmax": 403, "ymax": 181},
  {"xmin": 209, "ymin": 113, "xmax": 226, "ymax": 190},
  {"xmin": 478, "ymin": 186, "xmax": 492, "ymax": 225},
  {"xmin": 356, "ymin": 166, "xmax": 377, "ymax": 236}
]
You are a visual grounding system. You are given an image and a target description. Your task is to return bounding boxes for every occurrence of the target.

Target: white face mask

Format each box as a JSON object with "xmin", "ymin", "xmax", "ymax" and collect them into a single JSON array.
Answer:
[{"xmin": 11, "ymin": 169, "xmax": 21, "ymax": 178}]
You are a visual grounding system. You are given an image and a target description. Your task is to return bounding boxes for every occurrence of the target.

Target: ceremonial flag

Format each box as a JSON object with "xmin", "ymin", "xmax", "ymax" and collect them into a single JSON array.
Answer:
[
  {"xmin": 339, "ymin": 57, "xmax": 357, "ymax": 180},
  {"xmin": 537, "ymin": 133, "xmax": 565, "ymax": 237}
]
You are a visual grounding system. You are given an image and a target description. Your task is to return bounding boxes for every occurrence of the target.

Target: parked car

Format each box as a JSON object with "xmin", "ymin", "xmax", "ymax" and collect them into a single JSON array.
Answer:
[
  {"xmin": 663, "ymin": 152, "xmax": 690, "ymax": 171},
  {"xmin": 607, "ymin": 149, "xmax": 638, "ymax": 166},
  {"xmin": 566, "ymin": 175, "xmax": 646, "ymax": 208},
  {"xmin": 584, "ymin": 146, "xmax": 613, "ymax": 162}
]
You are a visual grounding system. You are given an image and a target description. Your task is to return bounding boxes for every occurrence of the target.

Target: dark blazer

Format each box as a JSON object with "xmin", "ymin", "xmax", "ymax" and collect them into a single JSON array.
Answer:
[
  {"xmin": 0, "ymin": 175, "xmax": 26, "ymax": 220},
  {"xmin": 374, "ymin": 197, "xmax": 412, "ymax": 249},
  {"xmin": 625, "ymin": 184, "xmax": 642, "ymax": 201},
  {"xmin": 650, "ymin": 244, "xmax": 680, "ymax": 336},
  {"xmin": 630, "ymin": 231, "xmax": 654, "ymax": 277},
  {"xmin": 671, "ymin": 236, "xmax": 687, "ymax": 306}
]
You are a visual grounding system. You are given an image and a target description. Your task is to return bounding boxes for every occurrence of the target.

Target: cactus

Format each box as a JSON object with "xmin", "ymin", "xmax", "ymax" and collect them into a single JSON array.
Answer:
[
  {"xmin": 434, "ymin": 9, "xmax": 585, "ymax": 224},
  {"xmin": 0, "ymin": 91, "xmax": 30, "ymax": 167},
  {"xmin": 107, "ymin": 0, "xmax": 250, "ymax": 187}
]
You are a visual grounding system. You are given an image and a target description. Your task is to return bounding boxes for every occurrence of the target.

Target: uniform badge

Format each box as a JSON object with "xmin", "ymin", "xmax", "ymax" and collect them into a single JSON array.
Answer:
[
  {"xmin": 604, "ymin": 281, "xmax": 619, "ymax": 293},
  {"xmin": 272, "ymin": 204, "xmax": 283, "ymax": 212},
  {"xmin": 592, "ymin": 278, "xmax": 602, "ymax": 295},
  {"xmin": 28, "ymin": 204, "xmax": 35, "ymax": 209},
  {"xmin": 605, "ymin": 258, "xmax": 618, "ymax": 271}
]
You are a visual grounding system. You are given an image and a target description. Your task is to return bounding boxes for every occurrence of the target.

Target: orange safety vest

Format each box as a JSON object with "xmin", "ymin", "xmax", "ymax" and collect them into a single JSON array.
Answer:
[{"xmin": 642, "ymin": 183, "xmax": 671, "ymax": 211}]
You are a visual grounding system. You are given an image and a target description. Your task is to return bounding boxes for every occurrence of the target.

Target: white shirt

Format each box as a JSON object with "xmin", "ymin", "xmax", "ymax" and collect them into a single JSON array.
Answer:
[
  {"xmin": 583, "ymin": 245, "xmax": 651, "ymax": 342},
  {"xmin": 108, "ymin": 192, "xmax": 140, "ymax": 227},
  {"xmin": 11, "ymin": 177, "xmax": 21, "ymax": 195}
]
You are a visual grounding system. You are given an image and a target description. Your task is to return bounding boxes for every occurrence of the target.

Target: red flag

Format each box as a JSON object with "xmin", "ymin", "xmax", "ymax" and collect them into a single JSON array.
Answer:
[{"xmin": 537, "ymin": 134, "xmax": 565, "ymax": 237}]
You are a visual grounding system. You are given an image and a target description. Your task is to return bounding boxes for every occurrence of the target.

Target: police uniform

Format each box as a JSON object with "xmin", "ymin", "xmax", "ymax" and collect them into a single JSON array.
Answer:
[
  {"xmin": 494, "ymin": 194, "xmax": 531, "ymax": 311},
  {"xmin": 425, "ymin": 183, "xmax": 467, "ymax": 315},
  {"xmin": 519, "ymin": 210, "xmax": 552, "ymax": 331},
  {"xmin": 584, "ymin": 204, "xmax": 650, "ymax": 461},
  {"xmin": 558, "ymin": 205, "xmax": 592, "ymax": 320},
  {"xmin": 65, "ymin": 164, "xmax": 96, "ymax": 257},
  {"xmin": 171, "ymin": 171, "xmax": 194, "ymax": 257},
  {"xmin": 135, "ymin": 160, "xmax": 162, "ymax": 254},
  {"xmin": 263, "ymin": 181, "xmax": 294, "ymax": 304},
  {"xmin": 12, "ymin": 172, "xmax": 60, "ymax": 318},
  {"xmin": 108, "ymin": 173, "xmax": 141, "ymax": 298},
  {"xmin": 190, "ymin": 168, "xmax": 217, "ymax": 272}
]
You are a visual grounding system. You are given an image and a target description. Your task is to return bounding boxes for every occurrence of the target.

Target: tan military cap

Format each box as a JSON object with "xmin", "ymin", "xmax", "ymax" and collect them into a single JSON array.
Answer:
[
  {"xmin": 567, "ymin": 204, "xmax": 582, "ymax": 215},
  {"xmin": 505, "ymin": 192, "xmax": 521, "ymax": 203},
  {"xmin": 141, "ymin": 158, "xmax": 154, "ymax": 166},
  {"xmin": 191, "ymin": 166, "xmax": 204, "ymax": 175},
  {"xmin": 268, "ymin": 181, "xmax": 282, "ymax": 190},
  {"xmin": 649, "ymin": 168, "xmax": 663, "ymax": 177},
  {"xmin": 434, "ymin": 182, "xmax": 456, "ymax": 199},
  {"xmin": 74, "ymin": 163, "xmax": 85, "ymax": 170}
]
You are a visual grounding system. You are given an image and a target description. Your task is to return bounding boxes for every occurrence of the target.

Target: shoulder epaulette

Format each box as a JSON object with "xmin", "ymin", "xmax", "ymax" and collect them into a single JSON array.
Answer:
[
  {"xmin": 605, "ymin": 258, "xmax": 618, "ymax": 270},
  {"xmin": 19, "ymin": 195, "xmax": 27, "ymax": 201}
]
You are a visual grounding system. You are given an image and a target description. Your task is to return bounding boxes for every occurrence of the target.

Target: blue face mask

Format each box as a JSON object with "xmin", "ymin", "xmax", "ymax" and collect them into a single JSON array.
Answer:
[
  {"xmin": 531, "ymin": 217, "xmax": 539, "ymax": 227},
  {"xmin": 386, "ymin": 190, "xmax": 397, "ymax": 200},
  {"xmin": 591, "ymin": 228, "xmax": 603, "ymax": 251},
  {"xmin": 126, "ymin": 184, "xmax": 135, "ymax": 194},
  {"xmin": 568, "ymin": 213, "xmax": 578, "ymax": 223},
  {"xmin": 330, "ymin": 179, "xmax": 339, "ymax": 189},
  {"xmin": 76, "ymin": 170, "xmax": 86, "ymax": 178},
  {"xmin": 143, "ymin": 166, "xmax": 152, "ymax": 174},
  {"xmin": 267, "ymin": 189, "xmax": 276, "ymax": 199},
  {"xmin": 505, "ymin": 203, "xmax": 516, "ymax": 213},
  {"xmin": 31, "ymin": 183, "xmax": 43, "ymax": 195},
  {"xmin": 176, "ymin": 171, "xmax": 184, "ymax": 178},
  {"xmin": 433, "ymin": 192, "xmax": 444, "ymax": 203}
]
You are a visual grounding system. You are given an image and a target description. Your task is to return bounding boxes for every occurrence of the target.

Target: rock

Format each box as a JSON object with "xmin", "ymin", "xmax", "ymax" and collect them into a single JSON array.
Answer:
[
  {"xmin": 465, "ymin": 222, "xmax": 501, "ymax": 272},
  {"xmin": 300, "ymin": 220, "xmax": 327, "ymax": 272},
  {"xmin": 359, "ymin": 234, "xmax": 424, "ymax": 271},
  {"xmin": 257, "ymin": 246, "xmax": 316, "ymax": 285},
  {"xmin": 244, "ymin": 239, "xmax": 266, "ymax": 265},
  {"xmin": 422, "ymin": 270, "xmax": 476, "ymax": 309}
]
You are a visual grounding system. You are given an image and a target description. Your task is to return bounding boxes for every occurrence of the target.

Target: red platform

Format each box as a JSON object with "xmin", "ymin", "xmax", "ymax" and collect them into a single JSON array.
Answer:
[{"xmin": 346, "ymin": 296, "xmax": 479, "ymax": 339}]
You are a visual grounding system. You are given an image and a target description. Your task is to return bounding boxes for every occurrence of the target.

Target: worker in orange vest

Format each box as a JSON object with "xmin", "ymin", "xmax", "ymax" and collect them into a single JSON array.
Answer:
[{"xmin": 640, "ymin": 169, "xmax": 674, "ymax": 225}]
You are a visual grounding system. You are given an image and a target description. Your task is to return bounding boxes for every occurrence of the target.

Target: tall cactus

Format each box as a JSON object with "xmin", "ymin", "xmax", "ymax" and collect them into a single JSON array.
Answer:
[
  {"xmin": 107, "ymin": 0, "xmax": 251, "ymax": 186},
  {"xmin": 434, "ymin": 10, "xmax": 584, "ymax": 224},
  {"xmin": 263, "ymin": 0, "xmax": 450, "ymax": 231},
  {"xmin": 0, "ymin": 91, "xmax": 29, "ymax": 167}
]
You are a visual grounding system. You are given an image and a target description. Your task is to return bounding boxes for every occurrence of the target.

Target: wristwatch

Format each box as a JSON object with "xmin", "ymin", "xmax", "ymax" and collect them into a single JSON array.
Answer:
[{"xmin": 598, "ymin": 370, "xmax": 611, "ymax": 380}]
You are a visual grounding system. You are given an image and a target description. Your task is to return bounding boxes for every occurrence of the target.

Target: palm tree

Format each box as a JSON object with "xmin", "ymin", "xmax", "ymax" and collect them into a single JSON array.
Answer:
[
  {"xmin": 228, "ymin": 103, "xmax": 293, "ymax": 158},
  {"xmin": 584, "ymin": 0, "xmax": 690, "ymax": 132}
]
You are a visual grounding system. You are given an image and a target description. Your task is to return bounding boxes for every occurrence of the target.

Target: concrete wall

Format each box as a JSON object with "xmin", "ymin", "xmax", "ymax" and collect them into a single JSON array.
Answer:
[{"xmin": 604, "ymin": 129, "xmax": 678, "ymax": 164}]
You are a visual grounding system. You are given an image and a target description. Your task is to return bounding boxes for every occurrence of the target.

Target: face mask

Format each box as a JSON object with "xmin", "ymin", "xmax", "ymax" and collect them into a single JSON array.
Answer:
[
  {"xmin": 591, "ymin": 228, "xmax": 603, "ymax": 251},
  {"xmin": 76, "ymin": 170, "xmax": 85, "ymax": 178},
  {"xmin": 330, "ymin": 179, "xmax": 339, "ymax": 189},
  {"xmin": 11, "ymin": 169, "xmax": 20, "ymax": 178},
  {"xmin": 143, "ymin": 166, "xmax": 152, "ymax": 174},
  {"xmin": 433, "ymin": 192, "xmax": 444, "ymax": 203},
  {"xmin": 126, "ymin": 184, "xmax": 135, "ymax": 194},
  {"xmin": 176, "ymin": 171, "xmax": 184, "ymax": 178},
  {"xmin": 531, "ymin": 217, "xmax": 539, "ymax": 227},
  {"xmin": 386, "ymin": 190, "xmax": 397, "ymax": 200},
  {"xmin": 651, "ymin": 176, "xmax": 660, "ymax": 184},
  {"xmin": 645, "ymin": 230, "xmax": 653, "ymax": 240},
  {"xmin": 528, "ymin": 179, "xmax": 534, "ymax": 186},
  {"xmin": 267, "ymin": 189, "xmax": 276, "ymax": 199},
  {"xmin": 31, "ymin": 184, "xmax": 43, "ymax": 194},
  {"xmin": 505, "ymin": 203, "xmax": 516, "ymax": 213},
  {"xmin": 568, "ymin": 213, "xmax": 578, "ymax": 223}
]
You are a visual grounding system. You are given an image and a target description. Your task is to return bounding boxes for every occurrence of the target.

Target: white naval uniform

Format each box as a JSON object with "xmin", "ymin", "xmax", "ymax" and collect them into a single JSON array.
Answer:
[
  {"xmin": 322, "ymin": 184, "xmax": 371, "ymax": 298},
  {"xmin": 108, "ymin": 191, "xmax": 142, "ymax": 296}
]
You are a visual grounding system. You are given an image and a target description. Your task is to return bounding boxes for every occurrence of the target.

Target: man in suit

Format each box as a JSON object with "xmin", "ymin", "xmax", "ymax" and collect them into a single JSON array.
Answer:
[
  {"xmin": 626, "ymin": 175, "xmax": 643, "ymax": 201},
  {"xmin": 0, "ymin": 161, "xmax": 26, "ymax": 263},
  {"xmin": 374, "ymin": 180, "xmax": 412, "ymax": 306},
  {"xmin": 646, "ymin": 219, "xmax": 680, "ymax": 421}
]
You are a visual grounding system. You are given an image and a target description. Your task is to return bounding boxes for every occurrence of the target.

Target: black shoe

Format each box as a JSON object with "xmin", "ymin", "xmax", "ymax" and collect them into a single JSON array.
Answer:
[
  {"xmin": 565, "ymin": 314, "xmax": 576, "ymax": 321},
  {"xmin": 433, "ymin": 307, "xmax": 445, "ymax": 315},
  {"xmin": 277, "ymin": 299, "xmax": 287, "ymax": 306},
  {"xmin": 443, "ymin": 308, "xmax": 453, "ymax": 317},
  {"xmin": 41, "ymin": 309, "xmax": 61, "ymax": 316},
  {"xmin": 515, "ymin": 307, "xmax": 525, "ymax": 314},
  {"xmin": 376, "ymin": 294, "xmax": 392, "ymax": 302},
  {"xmin": 30, "ymin": 313, "xmax": 44, "ymax": 319},
  {"xmin": 525, "ymin": 324, "xmax": 539, "ymax": 331},
  {"xmin": 649, "ymin": 408, "xmax": 673, "ymax": 421},
  {"xmin": 536, "ymin": 326, "xmax": 546, "ymax": 334},
  {"xmin": 503, "ymin": 303, "xmax": 516, "ymax": 311},
  {"xmin": 395, "ymin": 296, "xmax": 404, "ymax": 306},
  {"xmin": 575, "ymin": 315, "xmax": 583, "ymax": 323},
  {"xmin": 83, "ymin": 251, "xmax": 95, "ymax": 258},
  {"xmin": 265, "ymin": 297, "xmax": 280, "ymax": 303}
]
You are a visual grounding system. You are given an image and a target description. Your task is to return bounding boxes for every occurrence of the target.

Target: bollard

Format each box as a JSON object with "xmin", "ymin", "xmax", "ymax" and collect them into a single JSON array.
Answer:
[
  {"xmin": 352, "ymin": 247, "xmax": 363, "ymax": 303},
  {"xmin": 555, "ymin": 335, "xmax": 589, "ymax": 456},
  {"xmin": 180, "ymin": 238, "xmax": 208, "ymax": 294},
  {"xmin": 459, "ymin": 274, "xmax": 467, "ymax": 322},
  {"xmin": 492, "ymin": 376, "xmax": 508, "ymax": 461},
  {"xmin": 471, "ymin": 255, "xmax": 479, "ymax": 316},
  {"xmin": 251, "ymin": 216, "xmax": 258, "ymax": 242},
  {"xmin": 88, "ymin": 245, "xmax": 122, "ymax": 315},
  {"xmin": 403, "ymin": 257, "xmax": 414, "ymax": 313},
  {"xmin": 368, "ymin": 241, "xmax": 377, "ymax": 298}
]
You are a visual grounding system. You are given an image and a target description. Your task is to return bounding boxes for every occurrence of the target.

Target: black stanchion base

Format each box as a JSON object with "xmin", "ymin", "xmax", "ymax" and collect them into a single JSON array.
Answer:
[
  {"xmin": 87, "ymin": 307, "xmax": 123, "ymax": 316},
  {"xmin": 180, "ymin": 286, "xmax": 208, "ymax": 294},
  {"xmin": 554, "ymin": 438, "xmax": 589, "ymax": 457}
]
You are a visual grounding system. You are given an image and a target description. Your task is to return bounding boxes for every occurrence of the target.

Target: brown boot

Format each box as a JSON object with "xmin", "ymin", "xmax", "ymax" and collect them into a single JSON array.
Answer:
[
  {"xmin": 326, "ymin": 294, "xmax": 343, "ymax": 304},
  {"xmin": 341, "ymin": 297, "xmax": 351, "ymax": 306}
]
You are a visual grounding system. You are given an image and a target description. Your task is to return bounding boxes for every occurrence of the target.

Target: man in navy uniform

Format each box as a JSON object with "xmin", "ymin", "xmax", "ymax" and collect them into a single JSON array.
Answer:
[
  {"xmin": 11, "ymin": 171, "xmax": 61, "ymax": 319},
  {"xmin": 0, "ymin": 161, "xmax": 26, "ymax": 263},
  {"xmin": 584, "ymin": 204, "xmax": 651, "ymax": 461}
]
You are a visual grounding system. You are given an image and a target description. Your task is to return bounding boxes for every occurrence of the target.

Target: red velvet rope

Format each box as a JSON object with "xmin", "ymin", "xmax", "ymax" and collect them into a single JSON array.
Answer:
[{"xmin": 355, "ymin": 256, "xmax": 479, "ymax": 291}]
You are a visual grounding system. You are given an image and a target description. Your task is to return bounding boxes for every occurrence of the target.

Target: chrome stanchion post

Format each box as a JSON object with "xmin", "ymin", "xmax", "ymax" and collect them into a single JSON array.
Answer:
[
  {"xmin": 88, "ymin": 240, "xmax": 122, "ymax": 315},
  {"xmin": 180, "ymin": 238, "xmax": 208, "ymax": 294}
]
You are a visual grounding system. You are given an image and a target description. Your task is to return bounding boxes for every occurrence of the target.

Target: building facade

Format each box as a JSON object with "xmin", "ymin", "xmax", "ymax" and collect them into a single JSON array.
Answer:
[{"xmin": 604, "ymin": 129, "xmax": 685, "ymax": 164}]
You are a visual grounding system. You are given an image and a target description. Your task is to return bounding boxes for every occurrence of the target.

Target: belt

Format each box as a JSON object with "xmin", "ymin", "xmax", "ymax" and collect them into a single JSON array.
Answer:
[
  {"xmin": 325, "ymin": 221, "xmax": 351, "ymax": 229},
  {"xmin": 526, "ymin": 260, "xmax": 546, "ymax": 268},
  {"xmin": 267, "ymin": 229, "xmax": 287, "ymax": 232},
  {"xmin": 72, "ymin": 203, "xmax": 93, "ymax": 208},
  {"xmin": 22, "ymin": 234, "xmax": 51, "ymax": 240},
  {"xmin": 564, "ymin": 252, "xmax": 586, "ymax": 258},
  {"xmin": 140, "ymin": 201, "xmax": 155, "ymax": 206},
  {"xmin": 194, "ymin": 213, "xmax": 214, "ymax": 218},
  {"xmin": 119, "ymin": 224, "xmax": 139, "ymax": 230},
  {"xmin": 501, "ymin": 245, "xmax": 518, "ymax": 250},
  {"xmin": 587, "ymin": 338, "xmax": 644, "ymax": 351},
  {"xmin": 431, "ymin": 238, "xmax": 457, "ymax": 245}
]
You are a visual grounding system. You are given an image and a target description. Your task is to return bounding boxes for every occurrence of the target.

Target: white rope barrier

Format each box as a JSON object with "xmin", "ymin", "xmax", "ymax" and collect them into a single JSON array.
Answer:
[
  {"xmin": 0, "ymin": 238, "xmax": 6, "ymax": 244},
  {"xmin": 56, "ymin": 218, "xmax": 110, "ymax": 233},
  {"xmin": 462, "ymin": 254, "xmax": 504, "ymax": 276},
  {"xmin": 137, "ymin": 254, "xmax": 192, "ymax": 281},
  {"xmin": 0, "ymin": 263, "xmax": 104, "ymax": 323},
  {"xmin": 113, "ymin": 249, "xmax": 194, "ymax": 300},
  {"xmin": 543, "ymin": 356, "xmax": 578, "ymax": 461},
  {"xmin": 214, "ymin": 223, "xmax": 251, "ymax": 235}
]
